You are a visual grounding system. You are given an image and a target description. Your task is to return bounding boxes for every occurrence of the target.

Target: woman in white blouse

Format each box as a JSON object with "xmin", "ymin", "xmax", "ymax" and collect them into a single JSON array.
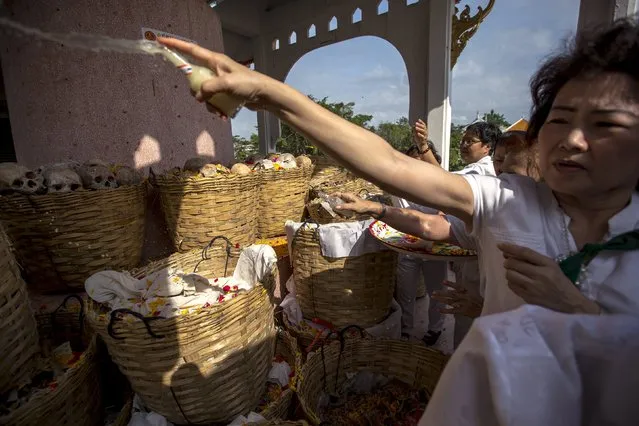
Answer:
[{"xmin": 160, "ymin": 19, "xmax": 639, "ymax": 316}]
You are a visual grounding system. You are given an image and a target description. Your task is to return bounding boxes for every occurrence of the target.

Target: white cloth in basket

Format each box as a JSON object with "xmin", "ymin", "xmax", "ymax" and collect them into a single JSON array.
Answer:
[
  {"xmin": 86, "ymin": 245, "xmax": 277, "ymax": 318},
  {"xmin": 285, "ymin": 219, "xmax": 386, "ymax": 260},
  {"xmin": 419, "ymin": 305, "xmax": 639, "ymax": 426}
]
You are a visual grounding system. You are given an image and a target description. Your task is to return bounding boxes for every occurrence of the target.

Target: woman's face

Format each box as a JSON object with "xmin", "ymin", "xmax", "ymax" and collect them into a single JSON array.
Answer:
[
  {"xmin": 492, "ymin": 145, "xmax": 506, "ymax": 175},
  {"xmin": 538, "ymin": 72, "xmax": 639, "ymax": 198}
]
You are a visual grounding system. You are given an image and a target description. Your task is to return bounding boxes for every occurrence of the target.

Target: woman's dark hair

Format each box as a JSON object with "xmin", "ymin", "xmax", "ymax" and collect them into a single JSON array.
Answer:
[
  {"xmin": 498, "ymin": 130, "xmax": 527, "ymax": 150},
  {"xmin": 465, "ymin": 122, "xmax": 502, "ymax": 154},
  {"xmin": 527, "ymin": 18, "xmax": 639, "ymax": 190},
  {"xmin": 404, "ymin": 140, "xmax": 442, "ymax": 165}
]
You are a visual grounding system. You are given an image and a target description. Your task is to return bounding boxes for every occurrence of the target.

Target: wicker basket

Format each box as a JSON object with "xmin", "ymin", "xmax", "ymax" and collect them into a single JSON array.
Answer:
[
  {"xmin": 133, "ymin": 236, "xmax": 242, "ymax": 279},
  {"xmin": 0, "ymin": 224, "xmax": 39, "ymax": 394},
  {"xmin": 309, "ymin": 155, "xmax": 343, "ymax": 183},
  {"xmin": 257, "ymin": 165, "xmax": 314, "ymax": 239},
  {"xmin": 305, "ymin": 201, "xmax": 369, "ymax": 225},
  {"xmin": 155, "ymin": 172, "xmax": 259, "ymax": 251},
  {"xmin": 32, "ymin": 294, "xmax": 92, "ymax": 356},
  {"xmin": 109, "ymin": 331, "xmax": 301, "ymax": 424},
  {"xmin": 0, "ymin": 319, "xmax": 102, "ymax": 426},
  {"xmin": 87, "ymin": 247, "xmax": 277, "ymax": 425},
  {"xmin": 282, "ymin": 312, "xmax": 375, "ymax": 356},
  {"xmin": 292, "ymin": 224, "xmax": 397, "ymax": 328},
  {"xmin": 0, "ymin": 184, "xmax": 146, "ymax": 293},
  {"xmin": 260, "ymin": 328, "xmax": 303, "ymax": 421},
  {"xmin": 297, "ymin": 339, "xmax": 449, "ymax": 425}
]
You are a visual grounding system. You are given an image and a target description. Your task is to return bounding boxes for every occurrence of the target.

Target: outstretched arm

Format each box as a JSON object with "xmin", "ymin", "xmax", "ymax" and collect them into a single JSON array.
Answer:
[
  {"xmin": 158, "ymin": 38, "xmax": 475, "ymax": 225},
  {"xmin": 334, "ymin": 193, "xmax": 459, "ymax": 243}
]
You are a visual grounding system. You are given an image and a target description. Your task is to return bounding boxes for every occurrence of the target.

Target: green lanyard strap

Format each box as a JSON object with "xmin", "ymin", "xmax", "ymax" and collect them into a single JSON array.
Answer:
[{"xmin": 558, "ymin": 230, "xmax": 639, "ymax": 283}]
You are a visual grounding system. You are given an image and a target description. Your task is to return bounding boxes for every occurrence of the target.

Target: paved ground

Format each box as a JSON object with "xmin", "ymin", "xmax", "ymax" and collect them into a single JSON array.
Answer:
[
  {"xmin": 412, "ymin": 295, "xmax": 455, "ymax": 354},
  {"xmin": 410, "ymin": 266, "xmax": 457, "ymax": 354}
]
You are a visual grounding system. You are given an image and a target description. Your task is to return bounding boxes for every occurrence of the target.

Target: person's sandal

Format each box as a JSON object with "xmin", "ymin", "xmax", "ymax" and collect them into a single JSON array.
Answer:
[{"xmin": 422, "ymin": 330, "xmax": 441, "ymax": 346}]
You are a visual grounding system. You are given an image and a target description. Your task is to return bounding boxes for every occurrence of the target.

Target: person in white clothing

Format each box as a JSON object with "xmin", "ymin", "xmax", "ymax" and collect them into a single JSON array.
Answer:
[
  {"xmin": 339, "ymin": 122, "xmax": 500, "ymax": 345},
  {"xmin": 161, "ymin": 18, "xmax": 638, "ymax": 319},
  {"xmin": 392, "ymin": 122, "xmax": 448, "ymax": 343}
]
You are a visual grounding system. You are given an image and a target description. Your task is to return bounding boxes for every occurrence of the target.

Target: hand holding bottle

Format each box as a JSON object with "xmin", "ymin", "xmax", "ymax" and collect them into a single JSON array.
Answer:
[
  {"xmin": 158, "ymin": 37, "xmax": 278, "ymax": 114},
  {"xmin": 333, "ymin": 192, "xmax": 383, "ymax": 217}
]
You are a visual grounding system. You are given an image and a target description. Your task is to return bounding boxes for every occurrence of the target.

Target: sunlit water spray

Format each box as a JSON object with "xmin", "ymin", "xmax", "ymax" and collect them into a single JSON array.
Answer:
[
  {"xmin": 0, "ymin": 16, "xmax": 245, "ymax": 117},
  {"xmin": 0, "ymin": 16, "xmax": 164, "ymax": 55}
]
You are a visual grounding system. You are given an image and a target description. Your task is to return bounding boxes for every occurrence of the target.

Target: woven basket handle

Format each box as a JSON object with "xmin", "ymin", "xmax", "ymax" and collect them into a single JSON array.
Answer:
[
  {"xmin": 290, "ymin": 219, "xmax": 320, "ymax": 255},
  {"xmin": 107, "ymin": 308, "xmax": 166, "ymax": 340},
  {"xmin": 319, "ymin": 324, "xmax": 369, "ymax": 396},
  {"xmin": 52, "ymin": 294, "xmax": 85, "ymax": 351},
  {"xmin": 194, "ymin": 235, "xmax": 234, "ymax": 276}
]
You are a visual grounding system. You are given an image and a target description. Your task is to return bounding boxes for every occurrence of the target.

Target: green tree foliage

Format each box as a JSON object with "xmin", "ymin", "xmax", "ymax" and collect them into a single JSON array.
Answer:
[
  {"xmin": 232, "ymin": 95, "xmax": 508, "ymax": 173},
  {"xmin": 482, "ymin": 109, "xmax": 510, "ymax": 129},
  {"xmin": 369, "ymin": 117, "xmax": 413, "ymax": 153},
  {"xmin": 232, "ymin": 132, "xmax": 259, "ymax": 161},
  {"xmin": 277, "ymin": 96, "xmax": 373, "ymax": 156},
  {"xmin": 448, "ymin": 124, "xmax": 466, "ymax": 172}
]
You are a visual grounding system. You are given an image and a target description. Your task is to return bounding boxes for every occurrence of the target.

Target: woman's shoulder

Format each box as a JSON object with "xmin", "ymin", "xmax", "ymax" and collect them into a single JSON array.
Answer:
[{"xmin": 463, "ymin": 173, "xmax": 548, "ymax": 208}]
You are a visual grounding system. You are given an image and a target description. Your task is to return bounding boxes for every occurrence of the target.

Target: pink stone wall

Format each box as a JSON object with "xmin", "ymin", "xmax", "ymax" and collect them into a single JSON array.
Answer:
[
  {"xmin": 0, "ymin": 0, "xmax": 234, "ymax": 261},
  {"xmin": 0, "ymin": 0, "xmax": 233, "ymax": 172}
]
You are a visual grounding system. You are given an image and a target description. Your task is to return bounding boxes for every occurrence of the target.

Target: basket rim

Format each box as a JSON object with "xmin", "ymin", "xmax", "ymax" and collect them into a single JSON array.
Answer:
[
  {"xmin": 87, "ymin": 285, "xmax": 270, "ymax": 327},
  {"xmin": 0, "ymin": 181, "xmax": 146, "ymax": 201},
  {"xmin": 155, "ymin": 172, "xmax": 257, "ymax": 183}
]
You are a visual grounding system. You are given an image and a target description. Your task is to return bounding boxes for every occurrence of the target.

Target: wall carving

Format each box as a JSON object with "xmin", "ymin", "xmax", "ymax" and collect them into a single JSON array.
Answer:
[{"xmin": 451, "ymin": 0, "xmax": 496, "ymax": 68}]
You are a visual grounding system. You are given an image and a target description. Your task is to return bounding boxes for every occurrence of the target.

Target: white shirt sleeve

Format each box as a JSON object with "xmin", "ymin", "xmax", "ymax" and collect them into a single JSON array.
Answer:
[
  {"xmin": 447, "ymin": 215, "xmax": 477, "ymax": 250},
  {"xmin": 461, "ymin": 173, "xmax": 535, "ymax": 240},
  {"xmin": 454, "ymin": 164, "xmax": 482, "ymax": 176}
]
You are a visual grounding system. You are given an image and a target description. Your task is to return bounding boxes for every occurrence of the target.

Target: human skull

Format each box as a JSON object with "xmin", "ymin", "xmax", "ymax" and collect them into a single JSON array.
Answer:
[
  {"xmin": 253, "ymin": 159, "xmax": 274, "ymax": 170},
  {"xmin": 296, "ymin": 155, "xmax": 312, "ymax": 168},
  {"xmin": 78, "ymin": 161, "xmax": 118, "ymax": 190},
  {"xmin": 0, "ymin": 162, "xmax": 46, "ymax": 195},
  {"xmin": 114, "ymin": 166, "xmax": 143, "ymax": 186},
  {"xmin": 276, "ymin": 153, "xmax": 297, "ymax": 169},
  {"xmin": 231, "ymin": 163, "xmax": 251, "ymax": 175},
  {"xmin": 44, "ymin": 168, "xmax": 83, "ymax": 193},
  {"xmin": 47, "ymin": 161, "xmax": 82, "ymax": 173},
  {"xmin": 199, "ymin": 164, "xmax": 218, "ymax": 177}
]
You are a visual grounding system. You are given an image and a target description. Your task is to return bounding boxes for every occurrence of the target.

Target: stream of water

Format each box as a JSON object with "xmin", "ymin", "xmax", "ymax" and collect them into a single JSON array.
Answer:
[{"xmin": 0, "ymin": 16, "xmax": 164, "ymax": 55}]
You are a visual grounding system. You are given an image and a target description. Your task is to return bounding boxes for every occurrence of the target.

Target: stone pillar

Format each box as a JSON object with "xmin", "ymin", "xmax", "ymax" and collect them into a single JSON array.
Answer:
[
  {"xmin": 0, "ymin": 0, "xmax": 233, "ymax": 171},
  {"xmin": 578, "ymin": 0, "xmax": 638, "ymax": 33},
  {"xmin": 253, "ymin": 36, "xmax": 283, "ymax": 154},
  {"xmin": 425, "ymin": 0, "xmax": 453, "ymax": 169}
]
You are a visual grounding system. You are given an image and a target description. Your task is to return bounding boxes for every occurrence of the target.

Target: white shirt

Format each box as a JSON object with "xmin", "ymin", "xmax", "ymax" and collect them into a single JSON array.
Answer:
[
  {"xmin": 463, "ymin": 173, "xmax": 639, "ymax": 316},
  {"xmin": 444, "ymin": 155, "xmax": 495, "ymax": 295},
  {"xmin": 391, "ymin": 155, "xmax": 495, "ymax": 211},
  {"xmin": 455, "ymin": 155, "xmax": 495, "ymax": 177}
]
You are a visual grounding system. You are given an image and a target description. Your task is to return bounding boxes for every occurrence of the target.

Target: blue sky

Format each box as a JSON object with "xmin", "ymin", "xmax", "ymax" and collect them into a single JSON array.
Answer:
[{"xmin": 231, "ymin": 0, "xmax": 580, "ymax": 138}]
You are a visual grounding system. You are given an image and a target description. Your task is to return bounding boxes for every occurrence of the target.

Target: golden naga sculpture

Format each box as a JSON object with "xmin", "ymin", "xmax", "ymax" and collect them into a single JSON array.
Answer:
[{"xmin": 451, "ymin": 0, "xmax": 496, "ymax": 68}]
